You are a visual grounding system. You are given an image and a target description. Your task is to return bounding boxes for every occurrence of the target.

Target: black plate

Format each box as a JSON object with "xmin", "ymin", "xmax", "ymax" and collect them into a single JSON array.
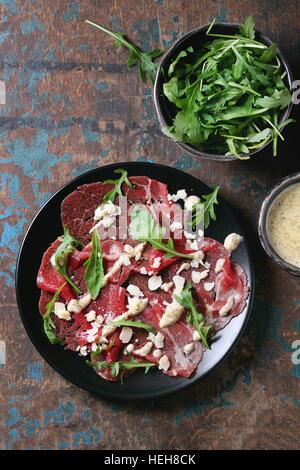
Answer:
[{"xmin": 15, "ymin": 162, "xmax": 254, "ymax": 400}]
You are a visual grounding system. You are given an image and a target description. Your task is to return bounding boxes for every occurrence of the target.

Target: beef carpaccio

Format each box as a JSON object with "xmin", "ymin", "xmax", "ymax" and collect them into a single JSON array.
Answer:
[{"xmin": 37, "ymin": 171, "xmax": 249, "ymax": 382}]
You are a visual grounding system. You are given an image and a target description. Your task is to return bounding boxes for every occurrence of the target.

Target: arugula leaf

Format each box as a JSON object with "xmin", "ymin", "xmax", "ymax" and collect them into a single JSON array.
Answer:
[
  {"xmin": 258, "ymin": 43, "xmax": 278, "ymax": 63},
  {"xmin": 85, "ymin": 20, "xmax": 163, "ymax": 85},
  {"xmin": 55, "ymin": 225, "xmax": 83, "ymax": 294},
  {"xmin": 174, "ymin": 282, "xmax": 211, "ymax": 349},
  {"xmin": 108, "ymin": 319, "xmax": 156, "ymax": 334},
  {"xmin": 129, "ymin": 207, "xmax": 194, "ymax": 260},
  {"xmin": 91, "ymin": 338, "xmax": 116, "ymax": 359},
  {"xmin": 255, "ymin": 88, "xmax": 292, "ymax": 110},
  {"xmin": 190, "ymin": 186, "xmax": 219, "ymax": 228},
  {"xmin": 83, "ymin": 229, "xmax": 104, "ymax": 300},
  {"xmin": 239, "ymin": 16, "xmax": 255, "ymax": 40},
  {"xmin": 86, "ymin": 356, "xmax": 156, "ymax": 381},
  {"xmin": 43, "ymin": 283, "xmax": 66, "ymax": 345},
  {"xmin": 102, "ymin": 168, "xmax": 132, "ymax": 205}
]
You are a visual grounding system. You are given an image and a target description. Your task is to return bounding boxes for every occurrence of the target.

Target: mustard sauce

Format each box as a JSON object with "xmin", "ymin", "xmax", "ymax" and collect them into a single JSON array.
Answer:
[{"xmin": 267, "ymin": 183, "xmax": 300, "ymax": 268}]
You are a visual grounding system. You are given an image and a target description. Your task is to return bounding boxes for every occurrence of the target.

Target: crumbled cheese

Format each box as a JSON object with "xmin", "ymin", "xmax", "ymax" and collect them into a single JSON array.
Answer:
[
  {"xmin": 224, "ymin": 233, "xmax": 243, "ymax": 252},
  {"xmin": 191, "ymin": 270, "xmax": 209, "ymax": 283},
  {"xmin": 184, "ymin": 195, "xmax": 201, "ymax": 211},
  {"xmin": 153, "ymin": 349, "xmax": 162, "ymax": 359},
  {"xmin": 204, "ymin": 282, "xmax": 215, "ymax": 292},
  {"xmin": 158, "ymin": 355, "xmax": 170, "ymax": 372},
  {"xmin": 148, "ymin": 332, "xmax": 165, "ymax": 349},
  {"xmin": 219, "ymin": 296, "xmax": 234, "ymax": 317},
  {"xmin": 94, "ymin": 200, "xmax": 121, "ymax": 221},
  {"xmin": 102, "ymin": 242, "xmax": 146, "ymax": 287},
  {"xmin": 172, "ymin": 274, "xmax": 185, "ymax": 293},
  {"xmin": 50, "ymin": 253, "xmax": 56, "ymax": 268},
  {"xmin": 184, "ymin": 230, "xmax": 196, "ymax": 239},
  {"xmin": 170, "ymin": 221, "xmax": 183, "ymax": 232},
  {"xmin": 176, "ymin": 262, "xmax": 190, "ymax": 274},
  {"xmin": 161, "ymin": 281, "xmax": 174, "ymax": 292},
  {"xmin": 190, "ymin": 250, "xmax": 204, "ymax": 268},
  {"xmin": 172, "ymin": 189, "xmax": 187, "ymax": 202},
  {"xmin": 152, "ymin": 257, "xmax": 162, "ymax": 269},
  {"xmin": 54, "ymin": 302, "xmax": 71, "ymax": 321},
  {"xmin": 120, "ymin": 326, "xmax": 133, "ymax": 344},
  {"xmin": 188, "ymin": 240, "xmax": 199, "ymax": 251},
  {"xmin": 85, "ymin": 310, "xmax": 96, "ymax": 322},
  {"xmin": 86, "ymin": 326, "xmax": 99, "ymax": 343},
  {"xmin": 125, "ymin": 343, "xmax": 134, "ymax": 354},
  {"xmin": 79, "ymin": 345, "xmax": 88, "ymax": 356},
  {"xmin": 100, "ymin": 297, "xmax": 149, "ymax": 341},
  {"xmin": 140, "ymin": 267, "xmax": 147, "ymax": 275},
  {"xmin": 134, "ymin": 341, "xmax": 153, "ymax": 357},
  {"xmin": 215, "ymin": 258, "xmax": 225, "ymax": 273},
  {"xmin": 91, "ymin": 315, "xmax": 104, "ymax": 329},
  {"xmin": 127, "ymin": 284, "xmax": 144, "ymax": 297},
  {"xmin": 91, "ymin": 201, "xmax": 121, "ymax": 232},
  {"xmin": 184, "ymin": 343, "xmax": 195, "ymax": 355},
  {"xmin": 91, "ymin": 342, "xmax": 100, "ymax": 352},
  {"xmin": 67, "ymin": 293, "xmax": 92, "ymax": 313},
  {"xmin": 148, "ymin": 274, "xmax": 162, "ymax": 291},
  {"xmin": 193, "ymin": 330, "xmax": 201, "ymax": 341},
  {"xmin": 124, "ymin": 242, "xmax": 147, "ymax": 261}
]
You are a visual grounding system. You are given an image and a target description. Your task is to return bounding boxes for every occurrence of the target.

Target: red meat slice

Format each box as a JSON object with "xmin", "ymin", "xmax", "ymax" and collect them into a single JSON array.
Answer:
[
  {"xmin": 61, "ymin": 176, "xmax": 170, "ymax": 243},
  {"xmin": 163, "ymin": 238, "xmax": 249, "ymax": 333},
  {"xmin": 130, "ymin": 294, "xmax": 203, "ymax": 378},
  {"xmin": 37, "ymin": 239, "xmax": 76, "ymax": 303},
  {"xmin": 38, "ymin": 290, "xmax": 78, "ymax": 347}
]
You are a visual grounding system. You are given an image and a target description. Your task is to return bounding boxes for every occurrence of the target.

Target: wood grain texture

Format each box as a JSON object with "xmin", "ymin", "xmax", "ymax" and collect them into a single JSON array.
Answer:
[{"xmin": 0, "ymin": 0, "xmax": 299, "ymax": 450}]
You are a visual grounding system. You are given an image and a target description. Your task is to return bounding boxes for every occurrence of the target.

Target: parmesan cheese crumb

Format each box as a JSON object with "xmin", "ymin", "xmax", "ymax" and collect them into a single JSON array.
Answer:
[
  {"xmin": 134, "ymin": 341, "xmax": 153, "ymax": 357},
  {"xmin": 191, "ymin": 270, "xmax": 209, "ymax": 283},
  {"xmin": 158, "ymin": 355, "xmax": 170, "ymax": 372},
  {"xmin": 85, "ymin": 310, "xmax": 96, "ymax": 322},
  {"xmin": 183, "ymin": 343, "xmax": 195, "ymax": 355},
  {"xmin": 120, "ymin": 326, "xmax": 133, "ymax": 344},
  {"xmin": 204, "ymin": 282, "xmax": 215, "ymax": 292},
  {"xmin": 148, "ymin": 274, "xmax": 162, "ymax": 291},
  {"xmin": 54, "ymin": 302, "xmax": 71, "ymax": 321},
  {"xmin": 127, "ymin": 284, "xmax": 144, "ymax": 297},
  {"xmin": 184, "ymin": 195, "xmax": 201, "ymax": 211}
]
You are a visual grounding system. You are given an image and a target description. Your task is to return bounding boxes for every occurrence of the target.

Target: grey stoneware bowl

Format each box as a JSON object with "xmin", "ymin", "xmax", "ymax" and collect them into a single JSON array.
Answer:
[
  {"xmin": 258, "ymin": 172, "xmax": 300, "ymax": 276},
  {"xmin": 153, "ymin": 22, "xmax": 293, "ymax": 161}
]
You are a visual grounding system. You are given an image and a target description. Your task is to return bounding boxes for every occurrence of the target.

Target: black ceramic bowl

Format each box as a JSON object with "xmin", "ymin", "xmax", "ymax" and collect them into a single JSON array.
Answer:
[
  {"xmin": 258, "ymin": 172, "xmax": 300, "ymax": 276},
  {"xmin": 154, "ymin": 22, "xmax": 293, "ymax": 161}
]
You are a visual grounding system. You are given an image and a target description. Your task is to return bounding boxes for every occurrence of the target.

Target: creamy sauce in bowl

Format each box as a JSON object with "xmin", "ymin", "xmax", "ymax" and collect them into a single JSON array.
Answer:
[{"xmin": 267, "ymin": 183, "xmax": 300, "ymax": 268}]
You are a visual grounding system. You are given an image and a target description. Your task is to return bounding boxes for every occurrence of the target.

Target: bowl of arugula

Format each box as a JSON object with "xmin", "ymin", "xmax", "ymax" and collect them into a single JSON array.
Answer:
[{"xmin": 154, "ymin": 16, "xmax": 294, "ymax": 161}]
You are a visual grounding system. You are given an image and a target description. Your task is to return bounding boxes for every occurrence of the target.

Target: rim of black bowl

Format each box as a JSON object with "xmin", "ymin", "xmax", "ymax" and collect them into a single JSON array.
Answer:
[
  {"xmin": 258, "ymin": 172, "xmax": 300, "ymax": 276},
  {"xmin": 154, "ymin": 22, "xmax": 294, "ymax": 161}
]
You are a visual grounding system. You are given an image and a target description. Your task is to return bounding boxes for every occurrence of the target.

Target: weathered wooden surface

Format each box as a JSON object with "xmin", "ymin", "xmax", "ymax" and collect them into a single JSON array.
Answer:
[{"xmin": 0, "ymin": 0, "xmax": 299, "ymax": 450}]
